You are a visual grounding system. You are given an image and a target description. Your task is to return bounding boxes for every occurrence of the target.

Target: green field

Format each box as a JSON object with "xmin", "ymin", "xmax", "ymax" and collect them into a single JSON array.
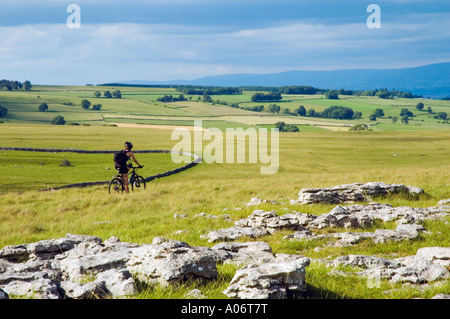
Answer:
[
  {"xmin": 1, "ymin": 86, "xmax": 450, "ymax": 299},
  {"xmin": 2, "ymin": 85, "xmax": 449, "ymax": 131}
]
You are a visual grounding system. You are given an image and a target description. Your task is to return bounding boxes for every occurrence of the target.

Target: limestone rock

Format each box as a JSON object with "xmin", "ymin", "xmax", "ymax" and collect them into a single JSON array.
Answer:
[
  {"xmin": 333, "ymin": 255, "xmax": 403, "ymax": 269},
  {"xmin": 201, "ymin": 226, "xmax": 269, "ymax": 243},
  {"xmin": 95, "ymin": 269, "xmax": 136, "ymax": 298},
  {"xmin": 292, "ymin": 182, "xmax": 424, "ymax": 205},
  {"xmin": 0, "ymin": 271, "xmax": 61, "ymax": 299},
  {"xmin": 331, "ymin": 248, "xmax": 450, "ymax": 284},
  {"xmin": 414, "ymin": 247, "xmax": 450, "ymax": 268},
  {"xmin": 308, "ymin": 206, "xmax": 373, "ymax": 229},
  {"xmin": 126, "ymin": 240, "xmax": 218, "ymax": 286},
  {"xmin": 53, "ymin": 240, "xmax": 136, "ymax": 282},
  {"xmin": 59, "ymin": 280, "xmax": 108, "ymax": 299},
  {"xmin": 246, "ymin": 197, "xmax": 278, "ymax": 206},
  {"xmin": 223, "ymin": 260, "xmax": 308, "ymax": 299},
  {"xmin": 212, "ymin": 241, "xmax": 274, "ymax": 265}
]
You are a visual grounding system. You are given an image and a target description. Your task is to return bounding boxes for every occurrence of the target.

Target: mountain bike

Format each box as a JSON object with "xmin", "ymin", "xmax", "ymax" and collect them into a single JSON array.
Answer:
[{"xmin": 108, "ymin": 163, "xmax": 146, "ymax": 193}]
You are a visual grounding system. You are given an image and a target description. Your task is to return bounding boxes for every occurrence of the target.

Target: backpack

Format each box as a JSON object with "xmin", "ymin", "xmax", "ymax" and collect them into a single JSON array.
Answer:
[{"xmin": 113, "ymin": 149, "xmax": 127, "ymax": 164}]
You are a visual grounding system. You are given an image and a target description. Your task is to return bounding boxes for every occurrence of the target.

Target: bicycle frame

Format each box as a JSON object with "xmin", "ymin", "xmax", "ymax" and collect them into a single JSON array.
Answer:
[{"xmin": 115, "ymin": 164, "xmax": 138, "ymax": 182}]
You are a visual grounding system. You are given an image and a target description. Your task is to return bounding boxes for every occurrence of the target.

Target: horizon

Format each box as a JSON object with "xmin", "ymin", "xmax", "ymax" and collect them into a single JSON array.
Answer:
[
  {"xmin": 1, "ymin": 1, "xmax": 449, "ymax": 85},
  {"xmin": 118, "ymin": 61, "xmax": 450, "ymax": 84}
]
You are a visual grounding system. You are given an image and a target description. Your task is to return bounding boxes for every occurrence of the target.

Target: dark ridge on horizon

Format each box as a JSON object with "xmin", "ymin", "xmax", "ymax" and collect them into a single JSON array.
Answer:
[{"xmin": 110, "ymin": 62, "xmax": 450, "ymax": 98}]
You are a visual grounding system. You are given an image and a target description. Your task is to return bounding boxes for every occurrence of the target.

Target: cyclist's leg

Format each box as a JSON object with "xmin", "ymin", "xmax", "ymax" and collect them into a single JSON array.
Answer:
[{"xmin": 123, "ymin": 173, "xmax": 129, "ymax": 192}]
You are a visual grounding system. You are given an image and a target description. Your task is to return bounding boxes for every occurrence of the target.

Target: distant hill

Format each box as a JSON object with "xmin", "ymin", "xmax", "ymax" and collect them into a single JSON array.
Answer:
[{"xmin": 118, "ymin": 62, "xmax": 450, "ymax": 98}]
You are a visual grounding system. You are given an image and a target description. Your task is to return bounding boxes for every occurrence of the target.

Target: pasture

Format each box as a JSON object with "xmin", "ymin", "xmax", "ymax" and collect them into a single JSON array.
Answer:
[{"xmin": 1, "ymin": 85, "xmax": 449, "ymax": 131}]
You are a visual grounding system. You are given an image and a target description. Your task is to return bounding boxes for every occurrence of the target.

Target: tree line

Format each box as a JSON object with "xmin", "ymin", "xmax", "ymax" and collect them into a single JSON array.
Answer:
[
  {"xmin": 94, "ymin": 90, "xmax": 121, "ymax": 98},
  {"xmin": 354, "ymin": 88, "xmax": 421, "ymax": 99},
  {"xmin": 303, "ymin": 105, "xmax": 357, "ymax": 120},
  {"xmin": 157, "ymin": 94, "xmax": 187, "ymax": 102},
  {"xmin": 99, "ymin": 83, "xmax": 422, "ymax": 99},
  {"xmin": 178, "ymin": 86, "xmax": 242, "ymax": 95},
  {"xmin": 0, "ymin": 80, "xmax": 32, "ymax": 91},
  {"xmin": 251, "ymin": 92, "xmax": 282, "ymax": 102}
]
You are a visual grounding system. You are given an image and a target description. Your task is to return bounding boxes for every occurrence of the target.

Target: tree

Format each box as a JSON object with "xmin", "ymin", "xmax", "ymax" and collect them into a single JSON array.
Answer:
[
  {"xmin": 325, "ymin": 90, "xmax": 339, "ymax": 99},
  {"xmin": 275, "ymin": 121, "xmax": 299, "ymax": 132},
  {"xmin": 401, "ymin": 115, "xmax": 409, "ymax": 124},
  {"xmin": 416, "ymin": 102, "xmax": 424, "ymax": 110},
  {"xmin": 92, "ymin": 104, "xmax": 102, "ymax": 111},
  {"xmin": 392, "ymin": 116, "xmax": 398, "ymax": 124},
  {"xmin": 378, "ymin": 91, "xmax": 393, "ymax": 99},
  {"xmin": 104, "ymin": 90, "xmax": 112, "ymax": 98},
  {"xmin": 353, "ymin": 111, "xmax": 362, "ymax": 120},
  {"xmin": 322, "ymin": 106, "xmax": 354, "ymax": 119},
  {"xmin": 94, "ymin": 91, "xmax": 101, "ymax": 98},
  {"xmin": 38, "ymin": 102, "xmax": 48, "ymax": 112},
  {"xmin": 202, "ymin": 94, "xmax": 212, "ymax": 103},
  {"xmin": 157, "ymin": 95, "xmax": 173, "ymax": 102},
  {"xmin": 427, "ymin": 106, "xmax": 433, "ymax": 114},
  {"xmin": 434, "ymin": 112, "xmax": 448, "ymax": 120},
  {"xmin": 374, "ymin": 109, "xmax": 384, "ymax": 117},
  {"xmin": 112, "ymin": 89, "xmax": 122, "ymax": 98},
  {"xmin": 296, "ymin": 105, "xmax": 307, "ymax": 116},
  {"xmin": 283, "ymin": 124, "xmax": 300, "ymax": 132},
  {"xmin": 251, "ymin": 92, "xmax": 282, "ymax": 102},
  {"xmin": 275, "ymin": 121, "xmax": 286, "ymax": 131},
  {"xmin": 81, "ymin": 99, "xmax": 91, "ymax": 110},
  {"xmin": 23, "ymin": 80, "xmax": 32, "ymax": 91},
  {"xmin": 296, "ymin": 105, "xmax": 306, "ymax": 116},
  {"xmin": 369, "ymin": 114, "xmax": 377, "ymax": 122},
  {"xmin": 0, "ymin": 105, "xmax": 8, "ymax": 118},
  {"xmin": 51, "ymin": 116, "xmax": 66, "ymax": 125},
  {"xmin": 268, "ymin": 104, "xmax": 281, "ymax": 113},
  {"xmin": 400, "ymin": 108, "xmax": 413, "ymax": 117},
  {"xmin": 307, "ymin": 109, "xmax": 316, "ymax": 117}
]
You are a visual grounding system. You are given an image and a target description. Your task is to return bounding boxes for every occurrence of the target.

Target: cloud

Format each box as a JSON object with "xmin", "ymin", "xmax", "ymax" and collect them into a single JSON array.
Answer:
[{"xmin": 0, "ymin": 8, "xmax": 448, "ymax": 84}]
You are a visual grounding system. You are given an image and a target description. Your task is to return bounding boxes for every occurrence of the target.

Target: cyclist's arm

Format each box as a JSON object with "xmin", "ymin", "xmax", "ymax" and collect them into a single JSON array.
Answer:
[{"xmin": 129, "ymin": 152, "xmax": 142, "ymax": 167}]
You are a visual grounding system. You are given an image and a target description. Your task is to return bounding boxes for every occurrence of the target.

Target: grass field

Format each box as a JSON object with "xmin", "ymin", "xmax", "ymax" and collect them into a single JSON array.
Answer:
[
  {"xmin": 0, "ymin": 86, "xmax": 450, "ymax": 299},
  {"xmin": 2, "ymin": 85, "xmax": 449, "ymax": 132}
]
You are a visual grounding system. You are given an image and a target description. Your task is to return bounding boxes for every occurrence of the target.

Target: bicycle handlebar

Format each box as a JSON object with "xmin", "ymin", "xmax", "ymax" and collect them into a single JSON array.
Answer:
[{"xmin": 127, "ymin": 164, "xmax": 144, "ymax": 169}]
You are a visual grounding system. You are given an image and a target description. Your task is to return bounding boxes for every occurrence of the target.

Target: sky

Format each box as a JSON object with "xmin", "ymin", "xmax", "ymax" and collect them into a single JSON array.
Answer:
[{"xmin": 0, "ymin": 0, "xmax": 449, "ymax": 85}]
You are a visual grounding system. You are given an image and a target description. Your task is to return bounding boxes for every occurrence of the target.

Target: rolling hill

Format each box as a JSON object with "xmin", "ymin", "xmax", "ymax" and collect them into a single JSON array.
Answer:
[{"xmin": 119, "ymin": 62, "xmax": 450, "ymax": 98}]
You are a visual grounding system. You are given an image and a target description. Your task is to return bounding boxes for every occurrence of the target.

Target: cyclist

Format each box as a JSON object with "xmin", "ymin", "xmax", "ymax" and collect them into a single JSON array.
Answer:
[{"xmin": 115, "ymin": 141, "xmax": 143, "ymax": 193}]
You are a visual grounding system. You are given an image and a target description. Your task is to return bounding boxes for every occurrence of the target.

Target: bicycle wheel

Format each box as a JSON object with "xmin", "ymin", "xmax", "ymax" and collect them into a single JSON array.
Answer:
[
  {"xmin": 108, "ymin": 177, "xmax": 124, "ymax": 194},
  {"xmin": 131, "ymin": 175, "xmax": 146, "ymax": 191}
]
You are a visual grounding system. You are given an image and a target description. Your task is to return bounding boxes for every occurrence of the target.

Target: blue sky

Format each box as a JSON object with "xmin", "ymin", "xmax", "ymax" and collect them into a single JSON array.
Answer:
[{"xmin": 0, "ymin": 0, "xmax": 449, "ymax": 85}]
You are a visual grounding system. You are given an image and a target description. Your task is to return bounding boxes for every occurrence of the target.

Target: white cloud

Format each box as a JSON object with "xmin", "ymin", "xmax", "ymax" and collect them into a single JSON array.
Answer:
[{"xmin": 0, "ymin": 12, "xmax": 448, "ymax": 84}]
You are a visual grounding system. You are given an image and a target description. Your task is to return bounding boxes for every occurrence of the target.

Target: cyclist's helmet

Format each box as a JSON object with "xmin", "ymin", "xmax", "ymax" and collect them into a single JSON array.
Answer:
[{"xmin": 125, "ymin": 141, "xmax": 133, "ymax": 150}]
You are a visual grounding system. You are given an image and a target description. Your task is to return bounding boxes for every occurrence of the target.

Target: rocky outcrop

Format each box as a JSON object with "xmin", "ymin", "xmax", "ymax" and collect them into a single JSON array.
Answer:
[
  {"xmin": 126, "ymin": 239, "xmax": 218, "ymax": 286},
  {"xmin": 330, "ymin": 248, "xmax": 450, "ymax": 284},
  {"xmin": 290, "ymin": 182, "xmax": 424, "ymax": 205},
  {"xmin": 223, "ymin": 258, "xmax": 309, "ymax": 299},
  {"xmin": 1, "ymin": 181, "xmax": 448, "ymax": 300},
  {"xmin": 0, "ymin": 235, "xmax": 218, "ymax": 299},
  {"xmin": 201, "ymin": 226, "xmax": 269, "ymax": 243},
  {"xmin": 203, "ymin": 200, "xmax": 449, "ymax": 246},
  {"xmin": 1, "ymin": 233, "xmax": 449, "ymax": 299},
  {"xmin": 0, "ymin": 233, "xmax": 313, "ymax": 300}
]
